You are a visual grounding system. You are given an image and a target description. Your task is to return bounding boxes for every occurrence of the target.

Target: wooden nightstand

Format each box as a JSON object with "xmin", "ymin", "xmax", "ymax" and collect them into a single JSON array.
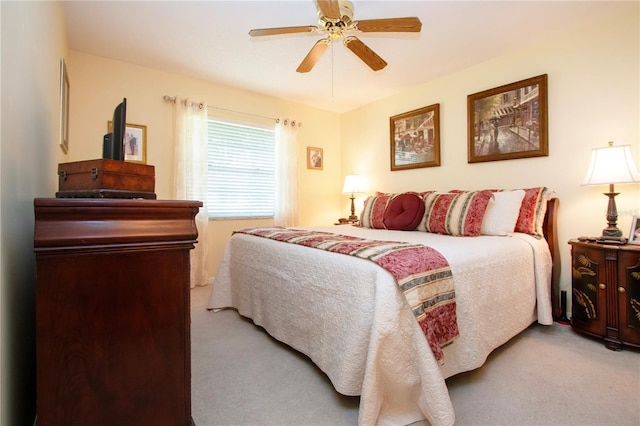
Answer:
[
  {"xmin": 569, "ymin": 239, "xmax": 640, "ymax": 350},
  {"xmin": 334, "ymin": 219, "xmax": 359, "ymax": 226}
]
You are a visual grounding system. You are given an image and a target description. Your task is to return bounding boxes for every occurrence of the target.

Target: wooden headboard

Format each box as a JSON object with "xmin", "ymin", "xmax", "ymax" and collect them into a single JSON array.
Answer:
[{"xmin": 542, "ymin": 197, "xmax": 560, "ymax": 320}]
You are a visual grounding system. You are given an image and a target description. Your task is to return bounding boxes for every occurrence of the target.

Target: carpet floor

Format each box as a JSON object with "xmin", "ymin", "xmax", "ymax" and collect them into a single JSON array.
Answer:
[{"xmin": 190, "ymin": 285, "xmax": 640, "ymax": 426}]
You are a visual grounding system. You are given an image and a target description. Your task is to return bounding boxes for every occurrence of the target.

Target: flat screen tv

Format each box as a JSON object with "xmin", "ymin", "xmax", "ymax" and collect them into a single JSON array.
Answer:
[{"xmin": 103, "ymin": 98, "xmax": 127, "ymax": 161}]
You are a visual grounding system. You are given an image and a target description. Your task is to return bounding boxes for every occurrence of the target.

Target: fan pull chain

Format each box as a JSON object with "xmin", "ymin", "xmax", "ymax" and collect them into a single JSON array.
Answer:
[{"xmin": 331, "ymin": 42, "xmax": 335, "ymax": 103}]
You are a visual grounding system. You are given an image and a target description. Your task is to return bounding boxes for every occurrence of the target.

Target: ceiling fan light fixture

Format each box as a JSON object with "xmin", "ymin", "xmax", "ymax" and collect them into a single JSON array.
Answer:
[
  {"xmin": 318, "ymin": 1, "xmax": 354, "ymax": 33},
  {"xmin": 249, "ymin": 0, "xmax": 421, "ymax": 73},
  {"xmin": 317, "ymin": 0, "xmax": 353, "ymax": 23}
]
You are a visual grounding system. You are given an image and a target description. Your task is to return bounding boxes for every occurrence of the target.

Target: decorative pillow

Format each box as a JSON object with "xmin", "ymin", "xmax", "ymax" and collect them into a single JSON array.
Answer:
[
  {"xmin": 383, "ymin": 193, "xmax": 426, "ymax": 230},
  {"xmin": 481, "ymin": 190, "xmax": 526, "ymax": 236},
  {"xmin": 417, "ymin": 190, "xmax": 494, "ymax": 236},
  {"xmin": 360, "ymin": 193, "xmax": 394, "ymax": 229},
  {"xmin": 514, "ymin": 187, "xmax": 555, "ymax": 236}
]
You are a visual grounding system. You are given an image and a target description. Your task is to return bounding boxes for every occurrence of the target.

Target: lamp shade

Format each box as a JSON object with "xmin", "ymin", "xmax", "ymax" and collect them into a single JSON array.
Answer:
[
  {"xmin": 582, "ymin": 143, "xmax": 640, "ymax": 186},
  {"xmin": 342, "ymin": 175, "xmax": 363, "ymax": 194}
]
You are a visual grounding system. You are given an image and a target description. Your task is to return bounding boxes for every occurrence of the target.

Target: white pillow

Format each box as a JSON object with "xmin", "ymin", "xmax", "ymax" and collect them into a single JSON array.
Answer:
[{"xmin": 481, "ymin": 190, "xmax": 526, "ymax": 236}]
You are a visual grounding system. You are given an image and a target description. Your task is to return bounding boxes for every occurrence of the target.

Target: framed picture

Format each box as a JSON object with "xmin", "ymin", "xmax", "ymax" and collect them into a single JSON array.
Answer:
[
  {"xmin": 107, "ymin": 121, "xmax": 147, "ymax": 164},
  {"xmin": 467, "ymin": 74, "xmax": 548, "ymax": 163},
  {"xmin": 390, "ymin": 104, "xmax": 440, "ymax": 171},
  {"xmin": 307, "ymin": 146, "xmax": 323, "ymax": 170},
  {"xmin": 629, "ymin": 216, "xmax": 640, "ymax": 245},
  {"xmin": 59, "ymin": 58, "xmax": 70, "ymax": 153}
]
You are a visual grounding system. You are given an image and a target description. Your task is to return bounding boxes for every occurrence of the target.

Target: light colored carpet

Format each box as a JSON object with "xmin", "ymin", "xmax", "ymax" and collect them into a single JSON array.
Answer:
[{"xmin": 190, "ymin": 285, "xmax": 640, "ymax": 426}]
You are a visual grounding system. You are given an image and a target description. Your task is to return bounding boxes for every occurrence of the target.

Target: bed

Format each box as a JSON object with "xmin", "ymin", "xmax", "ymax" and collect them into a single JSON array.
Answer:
[{"xmin": 208, "ymin": 188, "xmax": 559, "ymax": 426}]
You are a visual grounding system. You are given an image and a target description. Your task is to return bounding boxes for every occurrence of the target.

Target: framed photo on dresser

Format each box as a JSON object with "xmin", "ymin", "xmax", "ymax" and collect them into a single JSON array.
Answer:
[
  {"xmin": 107, "ymin": 122, "xmax": 147, "ymax": 164},
  {"xmin": 629, "ymin": 216, "xmax": 640, "ymax": 245}
]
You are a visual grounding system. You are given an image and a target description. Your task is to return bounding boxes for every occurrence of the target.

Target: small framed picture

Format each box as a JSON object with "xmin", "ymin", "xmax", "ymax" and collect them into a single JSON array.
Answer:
[
  {"xmin": 629, "ymin": 216, "xmax": 640, "ymax": 245},
  {"xmin": 307, "ymin": 147, "xmax": 323, "ymax": 170},
  {"xmin": 390, "ymin": 104, "xmax": 440, "ymax": 171},
  {"xmin": 107, "ymin": 122, "xmax": 147, "ymax": 164}
]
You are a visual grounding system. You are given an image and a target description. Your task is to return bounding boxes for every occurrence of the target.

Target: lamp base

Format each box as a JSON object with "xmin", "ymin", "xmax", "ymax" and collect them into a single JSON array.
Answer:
[
  {"xmin": 596, "ymin": 189, "xmax": 626, "ymax": 245},
  {"xmin": 596, "ymin": 235, "xmax": 627, "ymax": 245},
  {"xmin": 348, "ymin": 195, "xmax": 358, "ymax": 223}
]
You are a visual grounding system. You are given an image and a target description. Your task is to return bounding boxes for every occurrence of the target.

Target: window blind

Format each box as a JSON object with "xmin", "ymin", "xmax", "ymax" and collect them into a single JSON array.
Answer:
[{"xmin": 207, "ymin": 118, "xmax": 275, "ymax": 219}]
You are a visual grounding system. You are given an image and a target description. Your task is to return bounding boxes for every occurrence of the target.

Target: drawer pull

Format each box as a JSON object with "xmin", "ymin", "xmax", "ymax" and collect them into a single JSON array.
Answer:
[
  {"xmin": 618, "ymin": 286, "xmax": 626, "ymax": 294},
  {"xmin": 599, "ymin": 283, "xmax": 606, "ymax": 290}
]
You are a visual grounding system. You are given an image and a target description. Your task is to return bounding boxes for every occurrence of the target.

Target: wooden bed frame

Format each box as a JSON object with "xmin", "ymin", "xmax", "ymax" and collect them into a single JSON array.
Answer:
[{"xmin": 542, "ymin": 197, "xmax": 560, "ymax": 320}]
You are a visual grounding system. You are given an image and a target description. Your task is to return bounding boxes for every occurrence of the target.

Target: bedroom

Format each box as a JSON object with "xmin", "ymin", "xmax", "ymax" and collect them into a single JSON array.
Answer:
[{"xmin": 1, "ymin": 1, "xmax": 639, "ymax": 425}]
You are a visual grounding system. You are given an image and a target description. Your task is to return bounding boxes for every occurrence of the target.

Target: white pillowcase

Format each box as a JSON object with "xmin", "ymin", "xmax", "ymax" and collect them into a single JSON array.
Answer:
[{"xmin": 481, "ymin": 190, "xmax": 526, "ymax": 236}]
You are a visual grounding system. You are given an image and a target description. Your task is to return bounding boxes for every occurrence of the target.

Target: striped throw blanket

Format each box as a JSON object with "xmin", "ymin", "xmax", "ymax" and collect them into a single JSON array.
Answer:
[{"xmin": 234, "ymin": 227, "xmax": 459, "ymax": 362}]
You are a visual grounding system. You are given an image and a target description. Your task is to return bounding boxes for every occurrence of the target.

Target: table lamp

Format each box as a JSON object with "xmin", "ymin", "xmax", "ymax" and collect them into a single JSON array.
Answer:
[
  {"xmin": 342, "ymin": 175, "xmax": 364, "ymax": 222},
  {"xmin": 582, "ymin": 141, "xmax": 640, "ymax": 244}
]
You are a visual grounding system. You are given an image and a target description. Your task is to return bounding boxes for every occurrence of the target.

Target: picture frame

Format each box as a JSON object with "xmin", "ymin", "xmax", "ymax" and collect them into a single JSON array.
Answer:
[
  {"xmin": 307, "ymin": 146, "xmax": 323, "ymax": 170},
  {"xmin": 107, "ymin": 121, "xmax": 147, "ymax": 164},
  {"xmin": 467, "ymin": 74, "xmax": 548, "ymax": 163},
  {"xmin": 629, "ymin": 216, "xmax": 640, "ymax": 245},
  {"xmin": 390, "ymin": 104, "xmax": 440, "ymax": 171},
  {"xmin": 59, "ymin": 58, "xmax": 70, "ymax": 153}
]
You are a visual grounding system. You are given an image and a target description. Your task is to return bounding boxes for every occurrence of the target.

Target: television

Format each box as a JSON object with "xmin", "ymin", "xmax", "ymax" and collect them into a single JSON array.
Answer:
[{"xmin": 102, "ymin": 98, "xmax": 127, "ymax": 161}]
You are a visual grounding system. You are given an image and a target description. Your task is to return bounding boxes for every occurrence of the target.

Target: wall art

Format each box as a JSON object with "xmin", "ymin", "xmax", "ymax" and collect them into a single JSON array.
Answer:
[
  {"xmin": 390, "ymin": 103, "xmax": 440, "ymax": 171},
  {"xmin": 307, "ymin": 146, "xmax": 323, "ymax": 170},
  {"xmin": 468, "ymin": 74, "xmax": 548, "ymax": 163}
]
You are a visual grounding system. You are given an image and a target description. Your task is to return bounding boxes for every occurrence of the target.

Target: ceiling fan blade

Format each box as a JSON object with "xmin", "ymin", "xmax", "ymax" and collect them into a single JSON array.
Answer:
[
  {"xmin": 315, "ymin": 0, "xmax": 341, "ymax": 20},
  {"xmin": 249, "ymin": 26, "xmax": 316, "ymax": 37},
  {"xmin": 354, "ymin": 17, "xmax": 422, "ymax": 33},
  {"xmin": 296, "ymin": 39, "xmax": 330, "ymax": 73},
  {"xmin": 344, "ymin": 36, "xmax": 387, "ymax": 71}
]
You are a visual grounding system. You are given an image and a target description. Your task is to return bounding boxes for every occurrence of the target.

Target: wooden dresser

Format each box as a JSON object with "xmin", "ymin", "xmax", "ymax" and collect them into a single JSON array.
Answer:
[
  {"xmin": 34, "ymin": 198, "xmax": 201, "ymax": 426},
  {"xmin": 569, "ymin": 239, "xmax": 640, "ymax": 350}
]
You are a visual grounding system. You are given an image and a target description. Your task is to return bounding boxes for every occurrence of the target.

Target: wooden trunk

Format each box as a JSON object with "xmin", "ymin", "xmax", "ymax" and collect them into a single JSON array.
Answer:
[{"xmin": 57, "ymin": 159, "xmax": 156, "ymax": 199}]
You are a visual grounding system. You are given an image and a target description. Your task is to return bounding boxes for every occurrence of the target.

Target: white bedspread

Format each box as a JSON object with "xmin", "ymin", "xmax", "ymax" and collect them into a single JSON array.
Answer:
[{"xmin": 208, "ymin": 227, "xmax": 553, "ymax": 426}]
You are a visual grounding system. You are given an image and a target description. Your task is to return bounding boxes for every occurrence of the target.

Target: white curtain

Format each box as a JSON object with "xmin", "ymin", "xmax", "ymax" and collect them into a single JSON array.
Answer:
[
  {"xmin": 172, "ymin": 98, "xmax": 210, "ymax": 288},
  {"xmin": 274, "ymin": 118, "xmax": 300, "ymax": 227}
]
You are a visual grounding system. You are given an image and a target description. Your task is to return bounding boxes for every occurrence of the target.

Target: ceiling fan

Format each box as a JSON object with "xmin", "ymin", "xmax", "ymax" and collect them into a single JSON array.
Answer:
[{"xmin": 249, "ymin": 0, "xmax": 422, "ymax": 73}]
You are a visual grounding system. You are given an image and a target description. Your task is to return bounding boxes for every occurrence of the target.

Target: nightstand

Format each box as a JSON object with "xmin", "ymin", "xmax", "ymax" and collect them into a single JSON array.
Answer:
[
  {"xmin": 334, "ymin": 219, "xmax": 359, "ymax": 226},
  {"xmin": 569, "ymin": 239, "xmax": 640, "ymax": 350}
]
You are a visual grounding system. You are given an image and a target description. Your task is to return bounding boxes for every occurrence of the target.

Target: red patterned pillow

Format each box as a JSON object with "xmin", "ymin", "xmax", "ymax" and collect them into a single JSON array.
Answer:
[
  {"xmin": 514, "ymin": 187, "xmax": 553, "ymax": 236},
  {"xmin": 383, "ymin": 193, "xmax": 426, "ymax": 230},
  {"xmin": 360, "ymin": 193, "xmax": 394, "ymax": 229},
  {"xmin": 417, "ymin": 191, "xmax": 494, "ymax": 236}
]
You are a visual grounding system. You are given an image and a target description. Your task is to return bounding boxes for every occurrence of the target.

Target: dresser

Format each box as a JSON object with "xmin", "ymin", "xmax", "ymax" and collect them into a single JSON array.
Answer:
[
  {"xmin": 34, "ymin": 198, "xmax": 201, "ymax": 426},
  {"xmin": 569, "ymin": 239, "xmax": 640, "ymax": 350}
]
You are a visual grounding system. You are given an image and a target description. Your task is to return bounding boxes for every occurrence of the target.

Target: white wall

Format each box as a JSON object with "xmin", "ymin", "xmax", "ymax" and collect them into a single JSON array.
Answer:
[
  {"xmin": 341, "ymin": 6, "xmax": 640, "ymax": 312},
  {"xmin": 67, "ymin": 52, "xmax": 343, "ymax": 274},
  {"xmin": 0, "ymin": 1, "xmax": 68, "ymax": 424}
]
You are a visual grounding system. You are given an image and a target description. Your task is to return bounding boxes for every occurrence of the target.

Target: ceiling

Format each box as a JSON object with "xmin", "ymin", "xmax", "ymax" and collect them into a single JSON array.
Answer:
[{"xmin": 62, "ymin": 1, "xmax": 633, "ymax": 114}]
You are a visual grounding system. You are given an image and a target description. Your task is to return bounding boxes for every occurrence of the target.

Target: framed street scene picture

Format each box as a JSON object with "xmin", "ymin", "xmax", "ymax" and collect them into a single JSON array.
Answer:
[
  {"xmin": 390, "ymin": 104, "xmax": 440, "ymax": 171},
  {"xmin": 468, "ymin": 74, "xmax": 548, "ymax": 163}
]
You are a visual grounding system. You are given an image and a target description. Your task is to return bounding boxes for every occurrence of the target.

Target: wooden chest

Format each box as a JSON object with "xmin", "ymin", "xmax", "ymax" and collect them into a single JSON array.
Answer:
[{"xmin": 57, "ymin": 159, "xmax": 156, "ymax": 199}]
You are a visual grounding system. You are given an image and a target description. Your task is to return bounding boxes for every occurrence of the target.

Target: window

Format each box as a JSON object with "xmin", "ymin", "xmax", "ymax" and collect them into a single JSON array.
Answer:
[{"xmin": 207, "ymin": 118, "xmax": 275, "ymax": 219}]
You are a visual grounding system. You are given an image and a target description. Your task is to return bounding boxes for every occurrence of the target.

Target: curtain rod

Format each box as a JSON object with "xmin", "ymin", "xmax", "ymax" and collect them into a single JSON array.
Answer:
[{"xmin": 162, "ymin": 95, "xmax": 281, "ymax": 123}]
